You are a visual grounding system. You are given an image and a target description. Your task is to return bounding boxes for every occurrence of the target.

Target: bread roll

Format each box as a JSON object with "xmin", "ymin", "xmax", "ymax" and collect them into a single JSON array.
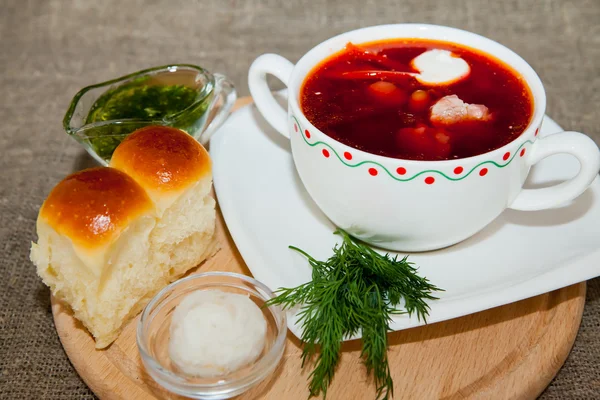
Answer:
[
  {"xmin": 110, "ymin": 125, "xmax": 217, "ymax": 283},
  {"xmin": 30, "ymin": 126, "xmax": 217, "ymax": 348}
]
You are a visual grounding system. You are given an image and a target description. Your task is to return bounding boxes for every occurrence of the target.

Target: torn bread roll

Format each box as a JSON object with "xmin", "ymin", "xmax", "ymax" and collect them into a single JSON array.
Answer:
[
  {"xmin": 110, "ymin": 126, "xmax": 217, "ymax": 282},
  {"xmin": 30, "ymin": 126, "xmax": 217, "ymax": 348}
]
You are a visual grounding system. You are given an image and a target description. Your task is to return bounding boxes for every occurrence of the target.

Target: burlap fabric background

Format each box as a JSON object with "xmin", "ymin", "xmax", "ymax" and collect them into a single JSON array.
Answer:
[{"xmin": 1, "ymin": 0, "xmax": 598, "ymax": 398}]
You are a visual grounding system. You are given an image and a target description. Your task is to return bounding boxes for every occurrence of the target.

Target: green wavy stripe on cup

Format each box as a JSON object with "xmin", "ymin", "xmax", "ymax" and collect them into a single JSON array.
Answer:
[{"xmin": 291, "ymin": 115, "xmax": 533, "ymax": 182}]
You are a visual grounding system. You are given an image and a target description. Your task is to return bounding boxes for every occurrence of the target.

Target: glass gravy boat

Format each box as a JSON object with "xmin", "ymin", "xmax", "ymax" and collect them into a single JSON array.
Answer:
[{"xmin": 64, "ymin": 64, "xmax": 237, "ymax": 165}]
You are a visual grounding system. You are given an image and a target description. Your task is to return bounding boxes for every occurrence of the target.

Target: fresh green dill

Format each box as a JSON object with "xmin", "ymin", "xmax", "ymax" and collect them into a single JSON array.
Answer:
[{"xmin": 265, "ymin": 229, "xmax": 442, "ymax": 400}]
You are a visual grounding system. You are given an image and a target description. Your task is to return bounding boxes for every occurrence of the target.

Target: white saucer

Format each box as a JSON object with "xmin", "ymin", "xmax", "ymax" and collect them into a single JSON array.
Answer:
[{"xmin": 210, "ymin": 92, "xmax": 600, "ymax": 340}]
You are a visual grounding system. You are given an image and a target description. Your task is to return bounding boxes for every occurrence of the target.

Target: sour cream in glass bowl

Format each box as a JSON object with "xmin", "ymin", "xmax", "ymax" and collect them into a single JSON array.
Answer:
[{"xmin": 137, "ymin": 271, "xmax": 287, "ymax": 399}]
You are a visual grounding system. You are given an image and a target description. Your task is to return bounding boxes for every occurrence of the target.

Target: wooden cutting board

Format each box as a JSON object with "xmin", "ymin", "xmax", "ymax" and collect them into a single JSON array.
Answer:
[{"xmin": 52, "ymin": 98, "xmax": 586, "ymax": 400}]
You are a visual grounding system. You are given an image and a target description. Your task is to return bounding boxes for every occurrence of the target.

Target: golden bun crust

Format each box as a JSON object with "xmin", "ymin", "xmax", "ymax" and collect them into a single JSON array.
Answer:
[
  {"xmin": 39, "ymin": 167, "xmax": 153, "ymax": 250},
  {"xmin": 110, "ymin": 126, "xmax": 211, "ymax": 194}
]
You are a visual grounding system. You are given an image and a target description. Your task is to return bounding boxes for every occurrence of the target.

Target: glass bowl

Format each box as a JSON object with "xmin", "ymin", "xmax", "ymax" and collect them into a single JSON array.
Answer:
[
  {"xmin": 137, "ymin": 272, "xmax": 287, "ymax": 399},
  {"xmin": 63, "ymin": 64, "xmax": 237, "ymax": 166}
]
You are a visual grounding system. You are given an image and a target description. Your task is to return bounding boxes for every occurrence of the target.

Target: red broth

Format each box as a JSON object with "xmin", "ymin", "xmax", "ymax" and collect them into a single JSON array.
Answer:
[{"xmin": 300, "ymin": 39, "xmax": 533, "ymax": 161}]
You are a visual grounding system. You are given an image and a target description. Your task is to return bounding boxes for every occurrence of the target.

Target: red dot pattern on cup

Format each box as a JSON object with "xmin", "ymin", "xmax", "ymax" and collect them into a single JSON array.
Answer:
[
  {"xmin": 535, "ymin": 128, "xmax": 539, "ymax": 136},
  {"xmin": 294, "ymin": 113, "xmax": 527, "ymax": 183}
]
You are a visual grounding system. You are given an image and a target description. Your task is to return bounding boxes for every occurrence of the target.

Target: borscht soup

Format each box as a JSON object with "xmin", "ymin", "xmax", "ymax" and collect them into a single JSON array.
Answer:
[{"xmin": 300, "ymin": 39, "xmax": 533, "ymax": 161}]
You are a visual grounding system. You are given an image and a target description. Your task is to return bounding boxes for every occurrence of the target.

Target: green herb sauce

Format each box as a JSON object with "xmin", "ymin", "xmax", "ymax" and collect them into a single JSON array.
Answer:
[{"xmin": 84, "ymin": 77, "xmax": 210, "ymax": 162}]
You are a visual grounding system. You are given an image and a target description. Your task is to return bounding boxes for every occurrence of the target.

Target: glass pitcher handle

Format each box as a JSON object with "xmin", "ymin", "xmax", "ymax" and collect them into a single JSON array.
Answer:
[{"xmin": 198, "ymin": 74, "xmax": 237, "ymax": 145}]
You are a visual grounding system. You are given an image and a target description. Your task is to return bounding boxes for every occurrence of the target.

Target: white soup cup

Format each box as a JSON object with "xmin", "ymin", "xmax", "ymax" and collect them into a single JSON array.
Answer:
[{"xmin": 248, "ymin": 24, "xmax": 600, "ymax": 251}]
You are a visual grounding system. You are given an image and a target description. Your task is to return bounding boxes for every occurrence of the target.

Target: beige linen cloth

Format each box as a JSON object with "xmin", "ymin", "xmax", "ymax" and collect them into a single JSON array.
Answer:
[{"xmin": 0, "ymin": 0, "xmax": 598, "ymax": 398}]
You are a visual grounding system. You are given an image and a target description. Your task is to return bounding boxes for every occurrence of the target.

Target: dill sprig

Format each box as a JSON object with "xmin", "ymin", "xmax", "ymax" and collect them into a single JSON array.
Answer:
[{"xmin": 265, "ymin": 229, "xmax": 442, "ymax": 400}]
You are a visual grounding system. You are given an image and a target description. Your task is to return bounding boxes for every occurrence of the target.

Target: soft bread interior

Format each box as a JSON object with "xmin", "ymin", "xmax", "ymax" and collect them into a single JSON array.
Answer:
[
  {"xmin": 31, "ymin": 213, "xmax": 156, "ymax": 347},
  {"xmin": 150, "ymin": 175, "xmax": 218, "ymax": 282}
]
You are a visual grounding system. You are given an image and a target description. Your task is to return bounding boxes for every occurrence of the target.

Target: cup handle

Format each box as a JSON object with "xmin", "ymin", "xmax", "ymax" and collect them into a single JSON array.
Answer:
[
  {"xmin": 198, "ymin": 73, "xmax": 238, "ymax": 145},
  {"xmin": 509, "ymin": 131, "xmax": 600, "ymax": 211},
  {"xmin": 248, "ymin": 54, "xmax": 295, "ymax": 138}
]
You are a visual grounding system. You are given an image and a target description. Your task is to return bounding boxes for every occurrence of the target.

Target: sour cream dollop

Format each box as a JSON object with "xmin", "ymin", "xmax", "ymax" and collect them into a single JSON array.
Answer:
[
  {"xmin": 169, "ymin": 290, "xmax": 267, "ymax": 378},
  {"xmin": 411, "ymin": 49, "xmax": 471, "ymax": 85}
]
